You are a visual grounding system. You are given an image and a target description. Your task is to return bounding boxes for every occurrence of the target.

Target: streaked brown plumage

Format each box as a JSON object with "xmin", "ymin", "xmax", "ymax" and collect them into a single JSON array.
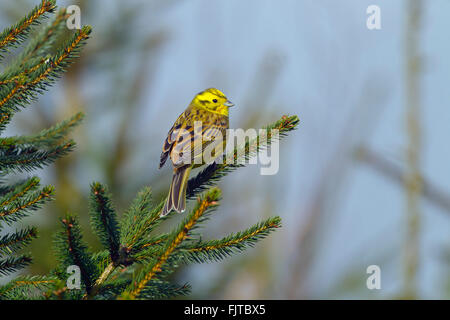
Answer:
[{"xmin": 159, "ymin": 88, "xmax": 233, "ymax": 216}]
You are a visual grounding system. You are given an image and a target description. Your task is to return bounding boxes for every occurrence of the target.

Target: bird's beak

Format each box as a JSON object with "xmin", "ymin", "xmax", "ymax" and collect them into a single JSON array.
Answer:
[{"xmin": 224, "ymin": 100, "xmax": 234, "ymax": 107}]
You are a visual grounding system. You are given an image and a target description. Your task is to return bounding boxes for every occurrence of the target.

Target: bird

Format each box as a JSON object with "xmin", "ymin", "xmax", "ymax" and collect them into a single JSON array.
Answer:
[{"xmin": 159, "ymin": 88, "xmax": 234, "ymax": 217}]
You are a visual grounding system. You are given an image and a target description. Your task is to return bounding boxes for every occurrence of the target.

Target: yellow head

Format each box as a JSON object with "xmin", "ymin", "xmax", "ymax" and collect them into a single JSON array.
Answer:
[{"xmin": 190, "ymin": 88, "xmax": 234, "ymax": 116}]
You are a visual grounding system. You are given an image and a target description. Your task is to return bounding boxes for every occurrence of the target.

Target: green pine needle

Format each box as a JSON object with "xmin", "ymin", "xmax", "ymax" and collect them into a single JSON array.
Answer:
[
  {"xmin": 0, "ymin": 112, "xmax": 84, "ymax": 149},
  {"xmin": 0, "ymin": 140, "xmax": 76, "ymax": 175},
  {"xmin": 120, "ymin": 186, "xmax": 155, "ymax": 249},
  {"xmin": 0, "ymin": 185, "xmax": 53, "ymax": 225},
  {"xmin": 0, "ymin": 275, "xmax": 58, "ymax": 300},
  {"xmin": 182, "ymin": 216, "xmax": 281, "ymax": 263},
  {"xmin": 0, "ymin": 0, "xmax": 57, "ymax": 59},
  {"xmin": 0, "ymin": 26, "xmax": 91, "ymax": 131},
  {"xmin": 0, "ymin": 1, "xmax": 89, "ymax": 284},
  {"xmin": 0, "ymin": 8, "xmax": 68, "ymax": 87},
  {"xmin": 89, "ymin": 182, "xmax": 121, "ymax": 263},
  {"xmin": 0, "ymin": 255, "xmax": 33, "ymax": 277},
  {"xmin": 0, "ymin": 227, "xmax": 38, "ymax": 257},
  {"xmin": 126, "ymin": 188, "xmax": 221, "ymax": 299},
  {"xmin": 53, "ymin": 214, "xmax": 98, "ymax": 294},
  {"xmin": 138, "ymin": 280, "xmax": 191, "ymax": 299},
  {"xmin": 186, "ymin": 115, "xmax": 300, "ymax": 199}
]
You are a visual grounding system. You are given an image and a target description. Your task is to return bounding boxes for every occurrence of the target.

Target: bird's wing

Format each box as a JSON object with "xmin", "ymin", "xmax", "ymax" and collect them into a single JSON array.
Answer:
[
  {"xmin": 160, "ymin": 107, "xmax": 228, "ymax": 169},
  {"xmin": 159, "ymin": 109, "xmax": 192, "ymax": 169},
  {"xmin": 173, "ymin": 114, "xmax": 228, "ymax": 167}
]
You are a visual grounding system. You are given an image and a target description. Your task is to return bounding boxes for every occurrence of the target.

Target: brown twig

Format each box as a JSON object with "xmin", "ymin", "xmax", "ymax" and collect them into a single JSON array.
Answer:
[{"xmin": 356, "ymin": 147, "xmax": 450, "ymax": 214}]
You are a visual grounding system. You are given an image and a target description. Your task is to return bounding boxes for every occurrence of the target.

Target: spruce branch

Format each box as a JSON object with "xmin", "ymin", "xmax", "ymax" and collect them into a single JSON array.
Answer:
[
  {"xmin": 25, "ymin": 25, "xmax": 91, "ymax": 87},
  {"xmin": 138, "ymin": 280, "xmax": 191, "ymax": 299},
  {"xmin": 0, "ymin": 179, "xmax": 34, "ymax": 197},
  {"xmin": 86, "ymin": 192, "xmax": 165, "ymax": 296},
  {"xmin": 0, "ymin": 0, "xmax": 90, "ymax": 286},
  {"xmin": 0, "ymin": 79, "xmax": 23, "ymax": 113},
  {"xmin": 131, "ymin": 217, "xmax": 282, "ymax": 266},
  {"xmin": 0, "ymin": 25, "xmax": 91, "ymax": 129},
  {"xmin": 186, "ymin": 115, "xmax": 300, "ymax": 199},
  {"xmin": 0, "ymin": 255, "xmax": 32, "ymax": 276},
  {"xmin": 126, "ymin": 188, "xmax": 221, "ymax": 299},
  {"xmin": 0, "ymin": 185, "xmax": 53, "ymax": 225},
  {"xmin": 0, "ymin": 275, "xmax": 57, "ymax": 300},
  {"xmin": 120, "ymin": 187, "xmax": 155, "ymax": 249},
  {"xmin": 94, "ymin": 262, "xmax": 116, "ymax": 287},
  {"xmin": 121, "ymin": 191, "xmax": 172, "ymax": 254},
  {"xmin": 0, "ymin": 140, "xmax": 75, "ymax": 174},
  {"xmin": 0, "ymin": 177, "xmax": 40, "ymax": 208},
  {"xmin": 0, "ymin": 112, "xmax": 12, "ymax": 132},
  {"xmin": 0, "ymin": 227, "xmax": 38, "ymax": 257},
  {"xmin": 0, "ymin": 57, "xmax": 47, "ymax": 87},
  {"xmin": 93, "ymin": 277, "xmax": 131, "ymax": 300},
  {"xmin": 0, "ymin": 0, "xmax": 56, "ymax": 58},
  {"xmin": 54, "ymin": 214, "xmax": 98, "ymax": 294},
  {"xmin": 0, "ymin": 112, "xmax": 84, "ymax": 149},
  {"xmin": 89, "ymin": 182, "xmax": 121, "ymax": 264},
  {"xmin": 129, "ymin": 235, "xmax": 169, "ymax": 265},
  {"xmin": 85, "ymin": 261, "xmax": 118, "ymax": 300},
  {"xmin": 13, "ymin": 8, "xmax": 69, "ymax": 70},
  {"xmin": 182, "ymin": 216, "xmax": 281, "ymax": 263}
]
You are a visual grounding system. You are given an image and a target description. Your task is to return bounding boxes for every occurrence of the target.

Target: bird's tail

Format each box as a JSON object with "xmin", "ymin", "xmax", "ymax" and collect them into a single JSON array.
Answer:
[{"xmin": 160, "ymin": 165, "xmax": 191, "ymax": 217}]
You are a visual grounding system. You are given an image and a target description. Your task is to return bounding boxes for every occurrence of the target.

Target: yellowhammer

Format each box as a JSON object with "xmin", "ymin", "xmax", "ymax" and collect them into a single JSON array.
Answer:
[{"xmin": 159, "ymin": 88, "xmax": 234, "ymax": 216}]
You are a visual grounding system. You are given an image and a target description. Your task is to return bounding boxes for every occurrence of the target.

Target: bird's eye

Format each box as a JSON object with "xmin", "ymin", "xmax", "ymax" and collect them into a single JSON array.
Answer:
[{"xmin": 212, "ymin": 99, "xmax": 218, "ymax": 103}]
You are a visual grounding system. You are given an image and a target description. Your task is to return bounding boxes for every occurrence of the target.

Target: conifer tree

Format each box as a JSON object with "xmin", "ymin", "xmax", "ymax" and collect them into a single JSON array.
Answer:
[
  {"xmin": 0, "ymin": 0, "xmax": 300, "ymax": 300},
  {"xmin": 51, "ymin": 115, "xmax": 298, "ymax": 300},
  {"xmin": 0, "ymin": 0, "xmax": 90, "ymax": 293}
]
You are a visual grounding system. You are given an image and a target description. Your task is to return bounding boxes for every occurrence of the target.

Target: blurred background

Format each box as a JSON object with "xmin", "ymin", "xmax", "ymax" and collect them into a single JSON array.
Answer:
[{"xmin": 0, "ymin": 0, "xmax": 449, "ymax": 299}]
